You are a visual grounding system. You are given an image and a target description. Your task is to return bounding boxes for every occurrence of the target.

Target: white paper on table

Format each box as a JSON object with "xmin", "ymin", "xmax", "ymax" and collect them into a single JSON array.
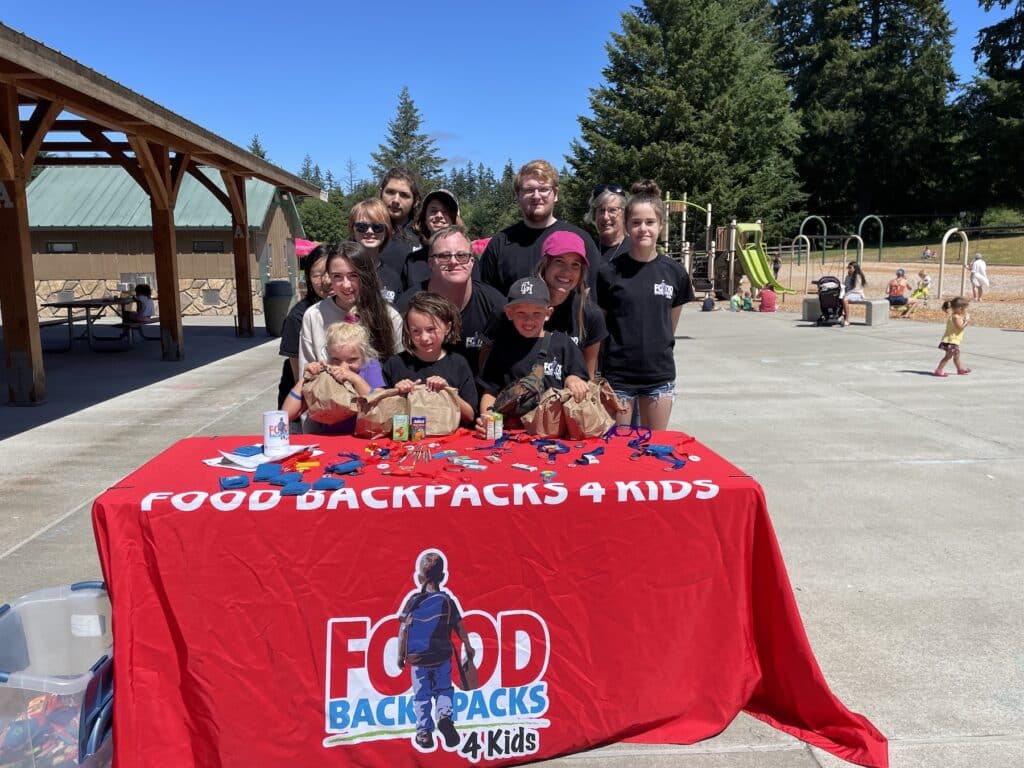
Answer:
[{"xmin": 203, "ymin": 443, "xmax": 320, "ymax": 471}]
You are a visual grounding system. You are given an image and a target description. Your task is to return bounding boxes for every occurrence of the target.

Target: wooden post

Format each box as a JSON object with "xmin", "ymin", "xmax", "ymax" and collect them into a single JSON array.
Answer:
[
  {"xmin": 129, "ymin": 137, "xmax": 185, "ymax": 360},
  {"xmin": 0, "ymin": 84, "xmax": 45, "ymax": 404},
  {"xmin": 223, "ymin": 172, "xmax": 254, "ymax": 336}
]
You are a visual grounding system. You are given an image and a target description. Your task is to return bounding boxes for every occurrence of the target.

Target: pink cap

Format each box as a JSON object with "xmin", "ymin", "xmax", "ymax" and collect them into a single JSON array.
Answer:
[
  {"xmin": 471, "ymin": 237, "xmax": 490, "ymax": 256},
  {"xmin": 542, "ymin": 231, "xmax": 588, "ymax": 265}
]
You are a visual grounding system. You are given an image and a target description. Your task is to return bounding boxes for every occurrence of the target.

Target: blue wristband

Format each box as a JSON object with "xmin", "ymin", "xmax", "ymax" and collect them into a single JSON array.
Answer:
[{"xmin": 288, "ymin": 390, "xmax": 302, "ymax": 401}]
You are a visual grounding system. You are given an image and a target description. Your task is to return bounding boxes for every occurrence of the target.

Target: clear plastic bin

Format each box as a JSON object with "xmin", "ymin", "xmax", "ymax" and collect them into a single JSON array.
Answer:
[{"xmin": 0, "ymin": 582, "xmax": 113, "ymax": 767}]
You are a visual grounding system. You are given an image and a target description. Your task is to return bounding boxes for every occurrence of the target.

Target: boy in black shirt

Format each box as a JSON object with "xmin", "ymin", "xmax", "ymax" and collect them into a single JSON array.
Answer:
[{"xmin": 476, "ymin": 276, "xmax": 588, "ymax": 434}]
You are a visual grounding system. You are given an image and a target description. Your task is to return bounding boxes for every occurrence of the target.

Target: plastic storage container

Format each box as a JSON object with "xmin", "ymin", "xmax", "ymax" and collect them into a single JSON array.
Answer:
[
  {"xmin": 0, "ymin": 581, "xmax": 113, "ymax": 767},
  {"xmin": 263, "ymin": 279, "xmax": 294, "ymax": 338}
]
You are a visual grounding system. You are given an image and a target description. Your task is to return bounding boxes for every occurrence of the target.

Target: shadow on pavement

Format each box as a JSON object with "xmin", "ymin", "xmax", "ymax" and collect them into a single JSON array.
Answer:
[{"xmin": 0, "ymin": 322, "xmax": 277, "ymax": 440}]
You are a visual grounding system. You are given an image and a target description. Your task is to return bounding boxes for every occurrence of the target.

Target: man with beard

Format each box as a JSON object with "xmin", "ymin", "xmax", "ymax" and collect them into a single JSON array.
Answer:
[
  {"xmin": 377, "ymin": 167, "xmax": 423, "ymax": 275},
  {"xmin": 479, "ymin": 159, "xmax": 602, "ymax": 294},
  {"xmin": 395, "ymin": 226, "xmax": 506, "ymax": 377}
]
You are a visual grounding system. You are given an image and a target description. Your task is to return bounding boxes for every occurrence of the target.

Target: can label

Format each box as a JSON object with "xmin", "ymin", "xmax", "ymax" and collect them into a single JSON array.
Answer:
[
  {"xmin": 410, "ymin": 415, "xmax": 427, "ymax": 442},
  {"xmin": 392, "ymin": 414, "xmax": 409, "ymax": 442},
  {"xmin": 263, "ymin": 410, "xmax": 290, "ymax": 457}
]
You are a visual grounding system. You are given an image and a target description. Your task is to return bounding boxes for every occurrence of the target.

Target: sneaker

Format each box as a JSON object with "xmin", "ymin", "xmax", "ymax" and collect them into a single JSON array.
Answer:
[
  {"xmin": 414, "ymin": 731, "xmax": 433, "ymax": 749},
  {"xmin": 437, "ymin": 716, "xmax": 460, "ymax": 748}
]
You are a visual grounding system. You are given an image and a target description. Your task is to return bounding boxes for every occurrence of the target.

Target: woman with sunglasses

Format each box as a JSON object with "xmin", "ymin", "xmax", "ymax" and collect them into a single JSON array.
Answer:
[
  {"xmin": 402, "ymin": 189, "xmax": 463, "ymax": 290},
  {"xmin": 585, "ymin": 183, "xmax": 630, "ymax": 260},
  {"xmin": 299, "ymin": 242, "xmax": 403, "ymax": 373},
  {"xmin": 347, "ymin": 199, "xmax": 403, "ymax": 305},
  {"xmin": 596, "ymin": 180, "xmax": 695, "ymax": 431}
]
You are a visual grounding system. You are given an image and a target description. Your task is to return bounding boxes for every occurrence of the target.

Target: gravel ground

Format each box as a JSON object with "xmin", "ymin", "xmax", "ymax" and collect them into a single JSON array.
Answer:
[{"xmin": 782, "ymin": 261, "xmax": 1024, "ymax": 330}]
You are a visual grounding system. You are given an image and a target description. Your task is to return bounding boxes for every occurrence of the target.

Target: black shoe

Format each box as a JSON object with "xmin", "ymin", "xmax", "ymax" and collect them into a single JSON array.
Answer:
[
  {"xmin": 414, "ymin": 730, "xmax": 433, "ymax": 748},
  {"xmin": 438, "ymin": 716, "xmax": 460, "ymax": 748}
]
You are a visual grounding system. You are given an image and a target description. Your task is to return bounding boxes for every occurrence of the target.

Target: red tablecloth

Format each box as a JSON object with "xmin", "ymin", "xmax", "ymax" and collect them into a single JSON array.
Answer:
[{"xmin": 92, "ymin": 433, "xmax": 887, "ymax": 768}]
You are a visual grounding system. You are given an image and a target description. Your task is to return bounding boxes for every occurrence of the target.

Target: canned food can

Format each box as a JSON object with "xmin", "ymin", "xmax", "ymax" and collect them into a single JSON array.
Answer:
[{"xmin": 263, "ymin": 410, "xmax": 290, "ymax": 457}]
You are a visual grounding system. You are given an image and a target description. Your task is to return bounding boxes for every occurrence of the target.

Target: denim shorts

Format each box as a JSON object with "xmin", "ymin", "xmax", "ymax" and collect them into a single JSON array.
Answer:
[{"xmin": 612, "ymin": 380, "xmax": 676, "ymax": 405}]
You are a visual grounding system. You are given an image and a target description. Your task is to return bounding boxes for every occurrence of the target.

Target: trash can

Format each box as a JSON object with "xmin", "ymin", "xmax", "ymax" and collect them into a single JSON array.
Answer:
[
  {"xmin": 263, "ymin": 280, "xmax": 294, "ymax": 338},
  {"xmin": 0, "ymin": 581, "xmax": 113, "ymax": 767}
]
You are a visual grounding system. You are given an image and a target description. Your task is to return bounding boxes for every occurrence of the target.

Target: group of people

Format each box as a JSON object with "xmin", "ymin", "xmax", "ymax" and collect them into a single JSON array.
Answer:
[{"xmin": 276, "ymin": 160, "xmax": 695, "ymax": 434}]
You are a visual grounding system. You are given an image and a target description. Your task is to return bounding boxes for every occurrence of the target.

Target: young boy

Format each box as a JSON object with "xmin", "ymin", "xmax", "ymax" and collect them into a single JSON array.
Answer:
[
  {"xmin": 124, "ymin": 283, "xmax": 154, "ymax": 322},
  {"xmin": 475, "ymin": 276, "xmax": 588, "ymax": 434},
  {"xmin": 397, "ymin": 551, "xmax": 474, "ymax": 751}
]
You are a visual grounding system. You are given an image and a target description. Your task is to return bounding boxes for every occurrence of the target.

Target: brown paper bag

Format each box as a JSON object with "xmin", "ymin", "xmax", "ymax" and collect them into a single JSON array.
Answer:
[
  {"xmin": 302, "ymin": 371, "xmax": 360, "ymax": 425},
  {"xmin": 407, "ymin": 385, "xmax": 461, "ymax": 436},
  {"xmin": 355, "ymin": 388, "xmax": 409, "ymax": 438},
  {"xmin": 521, "ymin": 388, "xmax": 567, "ymax": 437},
  {"xmin": 563, "ymin": 379, "xmax": 623, "ymax": 439}
]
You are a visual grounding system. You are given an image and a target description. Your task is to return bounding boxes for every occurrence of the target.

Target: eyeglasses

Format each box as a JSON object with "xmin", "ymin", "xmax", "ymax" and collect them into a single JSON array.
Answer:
[
  {"xmin": 592, "ymin": 183, "xmax": 625, "ymax": 198},
  {"xmin": 353, "ymin": 222, "xmax": 386, "ymax": 235},
  {"xmin": 431, "ymin": 251, "xmax": 474, "ymax": 264},
  {"xmin": 596, "ymin": 206, "xmax": 623, "ymax": 217},
  {"xmin": 519, "ymin": 185, "xmax": 554, "ymax": 198},
  {"xmin": 603, "ymin": 424, "xmax": 652, "ymax": 444}
]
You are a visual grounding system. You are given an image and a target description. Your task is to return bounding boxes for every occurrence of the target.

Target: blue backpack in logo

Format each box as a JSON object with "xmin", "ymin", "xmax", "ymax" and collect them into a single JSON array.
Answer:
[{"xmin": 401, "ymin": 592, "xmax": 455, "ymax": 666}]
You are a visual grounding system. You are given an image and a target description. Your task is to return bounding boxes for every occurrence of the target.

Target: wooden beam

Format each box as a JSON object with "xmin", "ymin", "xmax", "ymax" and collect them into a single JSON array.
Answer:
[
  {"xmin": 126, "ymin": 134, "xmax": 168, "ymax": 208},
  {"xmin": 0, "ymin": 82, "xmax": 46, "ymax": 404},
  {"xmin": 150, "ymin": 202, "xmax": 185, "ymax": 361},
  {"xmin": 21, "ymin": 98, "xmax": 63, "ymax": 173},
  {"xmin": 0, "ymin": 134, "xmax": 13, "ymax": 178},
  {"xmin": 39, "ymin": 140, "xmax": 131, "ymax": 152},
  {"xmin": 186, "ymin": 163, "xmax": 230, "ymax": 210},
  {"xmin": 168, "ymin": 152, "xmax": 190, "ymax": 207},
  {"xmin": 80, "ymin": 126, "xmax": 148, "ymax": 191},
  {"xmin": 222, "ymin": 171, "xmax": 254, "ymax": 337}
]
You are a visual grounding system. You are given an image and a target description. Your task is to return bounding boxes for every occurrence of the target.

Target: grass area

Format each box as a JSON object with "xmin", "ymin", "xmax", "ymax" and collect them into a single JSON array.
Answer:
[{"xmin": 788, "ymin": 234, "xmax": 1024, "ymax": 267}]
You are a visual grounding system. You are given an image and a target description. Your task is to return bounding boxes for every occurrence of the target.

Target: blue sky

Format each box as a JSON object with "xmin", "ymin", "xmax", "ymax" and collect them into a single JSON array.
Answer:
[{"xmin": 2, "ymin": 1, "xmax": 1013, "ymax": 186}]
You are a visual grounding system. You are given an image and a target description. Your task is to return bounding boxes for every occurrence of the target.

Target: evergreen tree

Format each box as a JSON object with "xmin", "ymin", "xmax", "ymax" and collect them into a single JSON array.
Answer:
[
  {"xmin": 299, "ymin": 154, "xmax": 315, "ymax": 183},
  {"xmin": 959, "ymin": 1, "xmax": 1024, "ymax": 209},
  {"xmin": 775, "ymin": 0, "xmax": 956, "ymax": 219},
  {"xmin": 344, "ymin": 157, "xmax": 359, "ymax": 194},
  {"xmin": 247, "ymin": 134, "xmax": 269, "ymax": 160},
  {"xmin": 369, "ymin": 87, "xmax": 446, "ymax": 183},
  {"xmin": 567, "ymin": 0, "xmax": 803, "ymax": 237}
]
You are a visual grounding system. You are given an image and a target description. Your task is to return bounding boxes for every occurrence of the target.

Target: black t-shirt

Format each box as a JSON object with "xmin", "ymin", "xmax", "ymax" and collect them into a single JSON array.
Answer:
[
  {"xmin": 382, "ymin": 350, "xmax": 478, "ymax": 410},
  {"xmin": 379, "ymin": 221, "xmax": 419, "ymax": 275},
  {"xmin": 394, "ymin": 281, "xmax": 506, "ymax": 376},
  {"xmin": 277, "ymin": 296, "xmax": 318, "ymax": 407},
  {"xmin": 487, "ymin": 292, "xmax": 607, "ymax": 352},
  {"xmin": 600, "ymin": 236, "xmax": 631, "ymax": 261},
  {"xmin": 480, "ymin": 220, "xmax": 603, "ymax": 295},
  {"xmin": 377, "ymin": 262, "xmax": 402, "ymax": 305},
  {"xmin": 596, "ymin": 254, "xmax": 695, "ymax": 387},
  {"xmin": 400, "ymin": 248, "xmax": 431, "ymax": 291},
  {"xmin": 478, "ymin": 329, "xmax": 588, "ymax": 396}
]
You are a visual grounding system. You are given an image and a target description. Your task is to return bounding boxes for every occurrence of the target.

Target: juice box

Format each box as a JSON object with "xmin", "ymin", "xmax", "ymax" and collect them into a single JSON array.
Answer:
[
  {"xmin": 486, "ymin": 412, "xmax": 503, "ymax": 441},
  {"xmin": 392, "ymin": 414, "xmax": 409, "ymax": 441},
  {"xmin": 410, "ymin": 415, "xmax": 427, "ymax": 442}
]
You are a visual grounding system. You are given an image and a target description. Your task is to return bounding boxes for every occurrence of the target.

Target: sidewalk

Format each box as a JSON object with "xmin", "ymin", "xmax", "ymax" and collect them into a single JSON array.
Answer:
[{"xmin": 1, "ymin": 308, "xmax": 1021, "ymax": 767}]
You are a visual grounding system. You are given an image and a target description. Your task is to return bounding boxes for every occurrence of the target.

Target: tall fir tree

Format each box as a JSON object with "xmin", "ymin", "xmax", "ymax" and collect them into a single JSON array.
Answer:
[
  {"xmin": 775, "ymin": 0, "xmax": 956, "ymax": 220},
  {"xmin": 369, "ymin": 87, "xmax": 446, "ymax": 184},
  {"xmin": 567, "ymin": 0, "xmax": 803, "ymax": 236},
  {"xmin": 958, "ymin": 0, "xmax": 1024, "ymax": 211},
  {"xmin": 247, "ymin": 134, "xmax": 269, "ymax": 160},
  {"xmin": 298, "ymin": 154, "xmax": 315, "ymax": 183}
]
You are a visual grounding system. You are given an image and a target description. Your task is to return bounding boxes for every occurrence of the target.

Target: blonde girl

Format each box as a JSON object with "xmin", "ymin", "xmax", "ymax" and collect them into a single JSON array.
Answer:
[
  {"xmin": 286, "ymin": 322, "xmax": 384, "ymax": 433},
  {"xmin": 934, "ymin": 297, "xmax": 971, "ymax": 377}
]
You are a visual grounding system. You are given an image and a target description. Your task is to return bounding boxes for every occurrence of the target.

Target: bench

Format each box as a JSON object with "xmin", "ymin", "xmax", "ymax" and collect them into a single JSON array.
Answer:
[
  {"xmin": 801, "ymin": 297, "xmax": 890, "ymax": 326},
  {"xmin": 39, "ymin": 313, "xmax": 86, "ymax": 328},
  {"xmin": 120, "ymin": 316, "xmax": 161, "ymax": 343}
]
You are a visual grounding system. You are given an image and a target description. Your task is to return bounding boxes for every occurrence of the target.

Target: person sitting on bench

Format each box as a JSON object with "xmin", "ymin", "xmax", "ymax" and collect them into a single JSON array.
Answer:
[{"xmin": 124, "ymin": 284, "xmax": 154, "ymax": 323}]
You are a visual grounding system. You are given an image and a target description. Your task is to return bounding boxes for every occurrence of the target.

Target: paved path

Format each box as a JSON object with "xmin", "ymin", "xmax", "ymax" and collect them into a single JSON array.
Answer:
[{"xmin": 2, "ymin": 309, "xmax": 1021, "ymax": 767}]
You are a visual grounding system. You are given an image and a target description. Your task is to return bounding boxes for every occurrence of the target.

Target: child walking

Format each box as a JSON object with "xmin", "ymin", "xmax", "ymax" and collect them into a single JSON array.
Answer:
[
  {"xmin": 934, "ymin": 297, "xmax": 971, "ymax": 377},
  {"xmin": 284, "ymin": 322, "xmax": 384, "ymax": 432},
  {"xmin": 397, "ymin": 551, "xmax": 474, "ymax": 751},
  {"xmin": 382, "ymin": 291, "xmax": 478, "ymax": 423}
]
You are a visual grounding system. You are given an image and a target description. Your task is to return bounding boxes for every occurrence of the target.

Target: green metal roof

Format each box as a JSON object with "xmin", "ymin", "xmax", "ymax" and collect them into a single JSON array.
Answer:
[{"xmin": 27, "ymin": 166, "xmax": 277, "ymax": 229}]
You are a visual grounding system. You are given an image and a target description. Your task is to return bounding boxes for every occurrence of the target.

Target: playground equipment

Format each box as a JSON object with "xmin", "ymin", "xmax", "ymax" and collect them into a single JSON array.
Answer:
[{"xmin": 732, "ymin": 222, "xmax": 796, "ymax": 293}]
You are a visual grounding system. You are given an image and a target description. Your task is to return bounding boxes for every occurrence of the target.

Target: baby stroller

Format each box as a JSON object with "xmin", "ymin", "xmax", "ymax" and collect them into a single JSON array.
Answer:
[{"xmin": 812, "ymin": 276, "xmax": 844, "ymax": 326}]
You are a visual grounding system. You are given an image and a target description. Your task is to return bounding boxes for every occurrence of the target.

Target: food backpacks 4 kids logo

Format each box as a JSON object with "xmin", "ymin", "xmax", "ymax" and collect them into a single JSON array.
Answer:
[{"xmin": 323, "ymin": 549, "xmax": 551, "ymax": 762}]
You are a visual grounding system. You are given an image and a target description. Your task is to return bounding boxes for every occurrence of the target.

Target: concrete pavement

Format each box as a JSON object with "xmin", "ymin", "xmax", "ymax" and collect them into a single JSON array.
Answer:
[{"xmin": 1, "ymin": 307, "xmax": 1022, "ymax": 767}]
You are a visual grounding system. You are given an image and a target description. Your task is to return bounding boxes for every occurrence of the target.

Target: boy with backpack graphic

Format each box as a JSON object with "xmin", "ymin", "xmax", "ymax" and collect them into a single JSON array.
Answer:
[{"xmin": 397, "ymin": 551, "xmax": 474, "ymax": 751}]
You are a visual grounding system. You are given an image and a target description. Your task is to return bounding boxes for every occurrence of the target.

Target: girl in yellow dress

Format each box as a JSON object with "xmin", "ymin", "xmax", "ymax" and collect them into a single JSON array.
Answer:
[{"xmin": 934, "ymin": 297, "xmax": 971, "ymax": 377}]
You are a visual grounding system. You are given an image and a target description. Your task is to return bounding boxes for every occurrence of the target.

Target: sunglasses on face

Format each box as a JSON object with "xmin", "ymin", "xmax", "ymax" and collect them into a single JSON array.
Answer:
[
  {"xmin": 353, "ymin": 222, "xmax": 385, "ymax": 235},
  {"xmin": 431, "ymin": 251, "xmax": 474, "ymax": 264},
  {"xmin": 592, "ymin": 183, "xmax": 625, "ymax": 197}
]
